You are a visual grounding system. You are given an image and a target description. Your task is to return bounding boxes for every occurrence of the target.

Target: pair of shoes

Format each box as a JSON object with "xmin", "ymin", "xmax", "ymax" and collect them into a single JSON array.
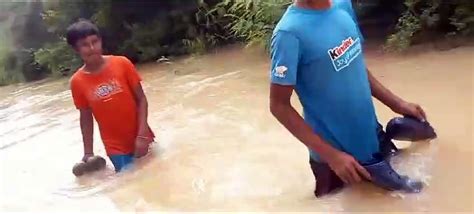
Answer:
[
  {"xmin": 363, "ymin": 154, "xmax": 423, "ymax": 193},
  {"xmin": 365, "ymin": 117, "xmax": 435, "ymax": 193}
]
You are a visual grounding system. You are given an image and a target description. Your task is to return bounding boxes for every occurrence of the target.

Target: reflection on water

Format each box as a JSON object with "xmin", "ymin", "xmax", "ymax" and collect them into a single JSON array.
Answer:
[{"xmin": 0, "ymin": 46, "xmax": 472, "ymax": 212}]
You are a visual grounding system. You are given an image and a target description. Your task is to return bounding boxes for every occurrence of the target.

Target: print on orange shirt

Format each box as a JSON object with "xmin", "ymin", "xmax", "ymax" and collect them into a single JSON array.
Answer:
[{"xmin": 93, "ymin": 78, "xmax": 124, "ymax": 101}]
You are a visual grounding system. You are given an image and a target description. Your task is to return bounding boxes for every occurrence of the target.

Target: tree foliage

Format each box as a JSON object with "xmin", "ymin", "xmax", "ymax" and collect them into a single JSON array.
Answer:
[
  {"xmin": 385, "ymin": 0, "xmax": 474, "ymax": 51},
  {"xmin": 0, "ymin": 0, "xmax": 472, "ymax": 85}
]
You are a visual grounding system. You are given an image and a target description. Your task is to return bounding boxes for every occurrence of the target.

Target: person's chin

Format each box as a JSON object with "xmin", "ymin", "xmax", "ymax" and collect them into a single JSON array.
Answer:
[{"xmin": 88, "ymin": 55, "xmax": 103, "ymax": 62}]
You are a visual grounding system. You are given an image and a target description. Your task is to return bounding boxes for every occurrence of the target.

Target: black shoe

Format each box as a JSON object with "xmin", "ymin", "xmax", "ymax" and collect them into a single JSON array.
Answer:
[
  {"xmin": 386, "ymin": 116, "xmax": 437, "ymax": 141},
  {"xmin": 363, "ymin": 154, "xmax": 423, "ymax": 193}
]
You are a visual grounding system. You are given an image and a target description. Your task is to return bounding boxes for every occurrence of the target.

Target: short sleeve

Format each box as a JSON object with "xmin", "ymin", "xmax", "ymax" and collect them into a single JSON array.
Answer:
[
  {"xmin": 120, "ymin": 56, "xmax": 142, "ymax": 89},
  {"xmin": 270, "ymin": 31, "xmax": 300, "ymax": 86},
  {"xmin": 344, "ymin": 1, "xmax": 365, "ymax": 43},
  {"xmin": 70, "ymin": 79, "xmax": 89, "ymax": 109}
]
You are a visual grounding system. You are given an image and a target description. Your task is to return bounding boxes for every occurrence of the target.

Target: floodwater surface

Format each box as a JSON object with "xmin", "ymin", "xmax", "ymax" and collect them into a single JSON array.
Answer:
[{"xmin": 0, "ymin": 45, "xmax": 473, "ymax": 212}]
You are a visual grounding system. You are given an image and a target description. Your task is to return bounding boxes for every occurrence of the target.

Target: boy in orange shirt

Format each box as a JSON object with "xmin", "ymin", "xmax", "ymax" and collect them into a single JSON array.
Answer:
[{"xmin": 68, "ymin": 20, "xmax": 155, "ymax": 172}]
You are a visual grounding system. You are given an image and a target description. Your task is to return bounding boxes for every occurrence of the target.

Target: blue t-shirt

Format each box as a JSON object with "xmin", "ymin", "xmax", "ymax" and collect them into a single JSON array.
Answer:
[{"xmin": 270, "ymin": 1, "xmax": 379, "ymax": 163}]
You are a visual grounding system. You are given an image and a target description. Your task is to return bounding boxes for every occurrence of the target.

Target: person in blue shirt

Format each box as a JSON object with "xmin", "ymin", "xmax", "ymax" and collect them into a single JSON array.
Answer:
[{"xmin": 269, "ymin": 0, "xmax": 426, "ymax": 196}]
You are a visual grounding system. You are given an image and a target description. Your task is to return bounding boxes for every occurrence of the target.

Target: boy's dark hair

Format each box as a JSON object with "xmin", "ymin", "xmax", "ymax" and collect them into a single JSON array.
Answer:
[{"xmin": 66, "ymin": 19, "xmax": 100, "ymax": 47}]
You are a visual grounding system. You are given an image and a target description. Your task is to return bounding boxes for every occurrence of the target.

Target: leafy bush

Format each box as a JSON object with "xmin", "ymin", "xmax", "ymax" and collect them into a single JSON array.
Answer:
[
  {"xmin": 0, "ymin": 49, "xmax": 44, "ymax": 85},
  {"xmin": 0, "ymin": 1, "xmax": 52, "ymax": 85},
  {"xmin": 183, "ymin": 37, "xmax": 209, "ymax": 55},
  {"xmin": 386, "ymin": 0, "xmax": 474, "ymax": 51},
  {"xmin": 118, "ymin": 20, "xmax": 167, "ymax": 62},
  {"xmin": 0, "ymin": 54, "xmax": 24, "ymax": 86},
  {"xmin": 449, "ymin": 0, "xmax": 474, "ymax": 36},
  {"xmin": 34, "ymin": 40, "xmax": 81, "ymax": 76},
  {"xmin": 385, "ymin": 9, "xmax": 422, "ymax": 51},
  {"xmin": 0, "ymin": 69, "xmax": 23, "ymax": 86},
  {"xmin": 0, "ymin": 21, "xmax": 17, "ymax": 85},
  {"xmin": 182, "ymin": 0, "xmax": 233, "ymax": 55},
  {"xmin": 216, "ymin": 0, "xmax": 291, "ymax": 50}
]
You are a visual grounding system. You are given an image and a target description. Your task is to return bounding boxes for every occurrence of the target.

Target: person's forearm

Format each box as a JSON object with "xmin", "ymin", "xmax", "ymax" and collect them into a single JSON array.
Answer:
[
  {"xmin": 136, "ymin": 97, "xmax": 149, "ymax": 136},
  {"xmin": 80, "ymin": 111, "xmax": 94, "ymax": 155},
  {"xmin": 367, "ymin": 69, "xmax": 403, "ymax": 110},
  {"xmin": 270, "ymin": 103, "xmax": 338, "ymax": 161}
]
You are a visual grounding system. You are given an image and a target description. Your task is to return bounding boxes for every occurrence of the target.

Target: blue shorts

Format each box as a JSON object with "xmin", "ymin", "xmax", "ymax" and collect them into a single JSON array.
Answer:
[{"xmin": 109, "ymin": 154, "xmax": 134, "ymax": 172}]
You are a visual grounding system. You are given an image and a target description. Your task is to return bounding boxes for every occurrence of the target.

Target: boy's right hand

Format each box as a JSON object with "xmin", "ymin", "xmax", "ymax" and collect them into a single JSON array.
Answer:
[
  {"xmin": 82, "ymin": 153, "xmax": 94, "ymax": 162},
  {"xmin": 326, "ymin": 150, "xmax": 372, "ymax": 184},
  {"xmin": 134, "ymin": 137, "xmax": 151, "ymax": 158}
]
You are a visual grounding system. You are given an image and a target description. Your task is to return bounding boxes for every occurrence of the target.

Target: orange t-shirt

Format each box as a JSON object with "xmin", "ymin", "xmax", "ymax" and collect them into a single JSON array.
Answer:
[{"xmin": 70, "ymin": 55, "xmax": 154, "ymax": 155}]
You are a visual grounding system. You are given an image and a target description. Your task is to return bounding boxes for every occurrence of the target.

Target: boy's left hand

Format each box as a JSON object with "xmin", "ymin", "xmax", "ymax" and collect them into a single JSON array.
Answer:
[
  {"xmin": 134, "ymin": 137, "xmax": 151, "ymax": 158},
  {"xmin": 393, "ymin": 101, "xmax": 427, "ymax": 121}
]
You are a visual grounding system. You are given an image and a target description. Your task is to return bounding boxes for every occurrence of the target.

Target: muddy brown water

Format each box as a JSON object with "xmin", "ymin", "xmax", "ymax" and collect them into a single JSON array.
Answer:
[{"xmin": 0, "ymin": 45, "xmax": 472, "ymax": 212}]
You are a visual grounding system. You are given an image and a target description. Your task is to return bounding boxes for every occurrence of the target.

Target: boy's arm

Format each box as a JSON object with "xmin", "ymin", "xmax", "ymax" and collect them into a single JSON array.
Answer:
[
  {"xmin": 120, "ymin": 56, "xmax": 151, "ymax": 157},
  {"xmin": 132, "ymin": 83, "xmax": 151, "ymax": 157},
  {"xmin": 132, "ymin": 84, "xmax": 149, "ymax": 138},
  {"xmin": 120, "ymin": 56, "xmax": 149, "ymax": 138},
  {"xmin": 270, "ymin": 84, "xmax": 371, "ymax": 184},
  {"xmin": 367, "ymin": 69, "xmax": 426, "ymax": 121},
  {"xmin": 71, "ymin": 78, "xmax": 93, "ymax": 162},
  {"xmin": 79, "ymin": 108, "xmax": 94, "ymax": 162}
]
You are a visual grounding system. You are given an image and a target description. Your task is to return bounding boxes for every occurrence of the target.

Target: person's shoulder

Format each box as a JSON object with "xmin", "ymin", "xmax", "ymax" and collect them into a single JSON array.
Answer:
[
  {"xmin": 272, "ymin": 30, "xmax": 299, "ymax": 42},
  {"xmin": 272, "ymin": 17, "xmax": 302, "ymax": 48},
  {"xmin": 69, "ymin": 66, "xmax": 84, "ymax": 89},
  {"xmin": 69, "ymin": 66, "xmax": 85, "ymax": 85},
  {"xmin": 274, "ymin": 5, "xmax": 313, "ymax": 37},
  {"xmin": 334, "ymin": 0, "xmax": 354, "ymax": 13},
  {"xmin": 108, "ymin": 55, "xmax": 132, "ymax": 65},
  {"xmin": 275, "ymin": 8, "xmax": 299, "ymax": 33},
  {"xmin": 273, "ymin": 11, "xmax": 301, "ymax": 43},
  {"xmin": 333, "ymin": 0, "xmax": 352, "ymax": 7}
]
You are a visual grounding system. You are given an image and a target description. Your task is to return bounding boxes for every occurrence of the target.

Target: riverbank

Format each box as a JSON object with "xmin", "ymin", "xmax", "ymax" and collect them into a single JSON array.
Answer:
[{"xmin": 1, "ymin": 37, "xmax": 472, "ymax": 89}]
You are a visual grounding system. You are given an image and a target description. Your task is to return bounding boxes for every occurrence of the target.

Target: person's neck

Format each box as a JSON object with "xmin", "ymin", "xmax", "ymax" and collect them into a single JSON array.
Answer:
[
  {"xmin": 294, "ymin": 0, "xmax": 332, "ymax": 10},
  {"xmin": 84, "ymin": 55, "xmax": 105, "ymax": 73}
]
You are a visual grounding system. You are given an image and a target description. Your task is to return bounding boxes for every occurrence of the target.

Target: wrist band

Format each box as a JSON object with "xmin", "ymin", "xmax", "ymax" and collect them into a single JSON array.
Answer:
[{"xmin": 137, "ymin": 136, "xmax": 150, "ymax": 140}]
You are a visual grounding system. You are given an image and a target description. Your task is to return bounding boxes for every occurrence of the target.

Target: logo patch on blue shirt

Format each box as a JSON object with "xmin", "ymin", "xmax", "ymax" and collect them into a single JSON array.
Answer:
[
  {"xmin": 274, "ymin": 66, "xmax": 288, "ymax": 78},
  {"xmin": 328, "ymin": 37, "xmax": 362, "ymax": 72}
]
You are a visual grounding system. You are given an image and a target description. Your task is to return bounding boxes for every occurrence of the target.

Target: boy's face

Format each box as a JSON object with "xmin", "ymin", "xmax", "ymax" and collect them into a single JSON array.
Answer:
[{"xmin": 74, "ymin": 35, "xmax": 103, "ymax": 63}]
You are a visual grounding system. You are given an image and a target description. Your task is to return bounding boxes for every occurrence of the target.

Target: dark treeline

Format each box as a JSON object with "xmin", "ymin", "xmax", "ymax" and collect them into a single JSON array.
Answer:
[{"xmin": 0, "ymin": 0, "xmax": 472, "ymax": 86}]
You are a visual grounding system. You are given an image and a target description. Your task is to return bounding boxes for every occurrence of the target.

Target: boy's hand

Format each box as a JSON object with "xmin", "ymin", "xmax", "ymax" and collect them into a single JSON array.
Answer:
[
  {"xmin": 325, "ymin": 150, "xmax": 372, "ymax": 184},
  {"xmin": 393, "ymin": 101, "xmax": 427, "ymax": 121},
  {"xmin": 82, "ymin": 153, "xmax": 94, "ymax": 162},
  {"xmin": 134, "ymin": 136, "xmax": 151, "ymax": 158}
]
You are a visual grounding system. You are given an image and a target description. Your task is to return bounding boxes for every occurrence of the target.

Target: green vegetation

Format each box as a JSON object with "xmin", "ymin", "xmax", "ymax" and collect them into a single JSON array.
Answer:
[
  {"xmin": 34, "ymin": 40, "xmax": 81, "ymax": 77},
  {"xmin": 35, "ymin": 0, "xmax": 205, "ymax": 74},
  {"xmin": 385, "ymin": 0, "xmax": 474, "ymax": 51},
  {"xmin": 213, "ymin": 0, "xmax": 291, "ymax": 50},
  {"xmin": 0, "ymin": 1, "xmax": 52, "ymax": 85},
  {"xmin": 0, "ymin": 6, "xmax": 20, "ymax": 85},
  {"xmin": 0, "ymin": 0, "xmax": 472, "ymax": 86},
  {"xmin": 0, "ymin": 21, "xmax": 16, "ymax": 86}
]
